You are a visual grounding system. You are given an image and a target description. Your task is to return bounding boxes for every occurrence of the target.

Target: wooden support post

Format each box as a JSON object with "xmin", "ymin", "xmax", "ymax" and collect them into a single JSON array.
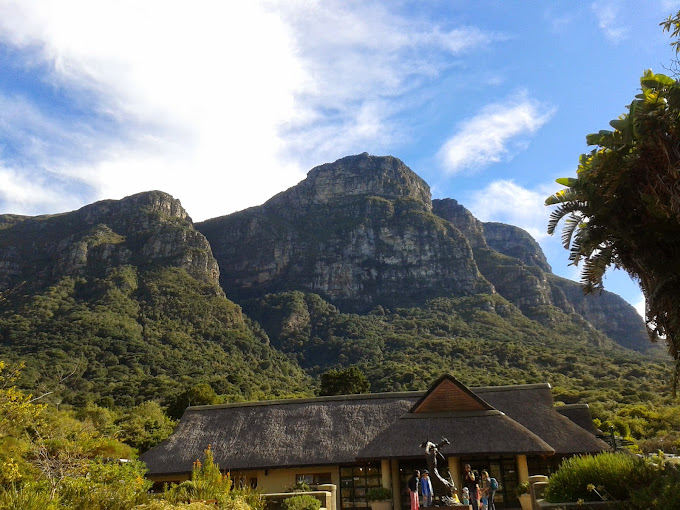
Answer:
[
  {"xmin": 447, "ymin": 456, "xmax": 462, "ymax": 497},
  {"xmin": 381, "ymin": 459, "xmax": 391, "ymax": 489},
  {"xmin": 391, "ymin": 459, "xmax": 401, "ymax": 510},
  {"xmin": 517, "ymin": 455, "xmax": 529, "ymax": 483}
]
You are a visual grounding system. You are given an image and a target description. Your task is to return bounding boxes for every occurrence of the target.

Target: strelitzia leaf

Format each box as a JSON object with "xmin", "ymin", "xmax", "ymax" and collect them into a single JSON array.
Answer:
[
  {"xmin": 641, "ymin": 72, "xmax": 676, "ymax": 88},
  {"xmin": 555, "ymin": 177, "xmax": 577, "ymax": 187},
  {"xmin": 609, "ymin": 117, "xmax": 630, "ymax": 131}
]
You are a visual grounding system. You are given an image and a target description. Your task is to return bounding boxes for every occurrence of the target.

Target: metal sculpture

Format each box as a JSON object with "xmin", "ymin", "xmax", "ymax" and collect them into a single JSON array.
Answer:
[{"xmin": 419, "ymin": 438, "xmax": 457, "ymax": 505}]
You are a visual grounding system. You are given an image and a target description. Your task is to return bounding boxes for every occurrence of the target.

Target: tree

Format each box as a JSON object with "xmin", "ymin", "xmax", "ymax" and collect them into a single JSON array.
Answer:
[
  {"xmin": 545, "ymin": 68, "xmax": 680, "ymax": 388},
  {"xmin": 0, "ymin": 361, "xmax": 44, "ymax": 439},
  {"xmin": 319, "ymin": 366, "xmax": 370, "ymax": 396},
  {"xmin": 116, "ymin": 401, "xmax": 176, "ymax": 452},
  {"xmin": 167, "ymin": 383, "xmax": 219, "ymax": 420}
]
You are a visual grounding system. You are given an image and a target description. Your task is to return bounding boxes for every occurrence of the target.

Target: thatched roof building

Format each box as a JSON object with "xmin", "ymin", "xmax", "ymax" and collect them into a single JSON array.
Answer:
[
  {"xmin": 140, "ymin": 375, "xmax": 608, "ymax": 510},
  {"xmin": 555, "ymin": 404, "xmax": 602, "ymax": 435}
]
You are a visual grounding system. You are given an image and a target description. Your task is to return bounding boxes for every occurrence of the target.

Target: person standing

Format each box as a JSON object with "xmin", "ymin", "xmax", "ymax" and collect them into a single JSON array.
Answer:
[
  {"xmin": 463, "ymin": 464, "xmax": 479, "ymax": 510},
  {"xmin": 480, "ymin": 471, "xmax": 497, "ymax": 510},
  {"xmin": 408, "ymin": 470, "xmax": 420, "ymax": 510},
  {"xmin": 420, "ymin": 470, "xmax": 433, "ymax": 507}
]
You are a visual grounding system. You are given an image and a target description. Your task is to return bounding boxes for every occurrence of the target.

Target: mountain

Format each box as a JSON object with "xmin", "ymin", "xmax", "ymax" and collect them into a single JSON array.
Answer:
[
  {"xmin": 197, "ymin": 154, "xmax": 492, "ymax": 312},
  {"xmin": 0, "ymin": 191, "xmax": 311, "ymax": 406},
  {"xmin": 0, "ymin": 154, "xmax": 670, "ymax": 411},
  {"xmin": 197, "ymin": 153, "xmax": 649, "ymax": 353},
  {"xmin": 431, "ymin": 199, "xmax": 648, "ymax": 351}
]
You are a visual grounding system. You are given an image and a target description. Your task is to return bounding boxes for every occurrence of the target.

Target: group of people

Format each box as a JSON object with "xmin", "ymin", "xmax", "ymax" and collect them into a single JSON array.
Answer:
[
  {"xmin": 406, "ymin": 465, "xmax": 497, "ymax": 510},
  {"xmin": 462, "ymin": 464, "xmax": 497, "ymax": 510}
]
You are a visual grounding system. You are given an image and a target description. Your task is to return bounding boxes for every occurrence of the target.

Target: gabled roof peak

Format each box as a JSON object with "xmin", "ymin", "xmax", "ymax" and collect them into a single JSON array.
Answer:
[{"xmin": 409, "ymin": 374, "xmax": 494, "ymax": 414}]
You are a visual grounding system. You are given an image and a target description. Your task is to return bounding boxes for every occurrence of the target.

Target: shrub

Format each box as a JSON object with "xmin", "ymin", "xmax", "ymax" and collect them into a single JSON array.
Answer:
[
  {"xmin": 223, "ymin": 494, "xmax": 260, "ymax": 510},
  {"xmin": 0, "ymin": 483, "xmax": 59, "ymax": 510},
  {"xmin": 366, "ymin": 486, "xmax": 392, "ymax": 501},
  {"xmin": 628, "ymin": 459, "xmax": 680, "ymax": 510},
  {"xmin": 163, "ymin": 448, "xmax": 263, "ymax": 510},
  {"xmin": 281, "ymin": 494, "xmax": 321, "ymax": 510},
  {"xmin": 58, "ymin": 458, "xmax": 152, "ymax": 509},
  {"xmin": 288, "ymin": 481, "xmax": 311, "ymax": 492},
  {"xmin": 514, "ymin": 481, "xmax": 530, "ymax": 497},
  {"xmin": 166, "ymin": 446, "xmax": 232, "ymax": 504},
  {"xmin": 134, "ymin": 501, "xmax": 218, "ymax": 509},
  {"xmin": 543, "ymin": 452, "xmax": 655, "ymax": 503}
]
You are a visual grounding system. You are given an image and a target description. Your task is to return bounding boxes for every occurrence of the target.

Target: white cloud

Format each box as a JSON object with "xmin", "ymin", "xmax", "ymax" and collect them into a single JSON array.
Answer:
[
  {"xmin": 437, "ymin": 93, "xmax": 555, "ymax": 175},
  {"xmin": 591, "ymin": 2, "xmax": 628, "ymax": 43},
  {"xmin": 0, "ymin": 1, "xmax": 498, "ymax": 221},
  {"xmin": 0, "ymin": 164, "xmax": 81, "ymax": 215},
  {"xmin": 463, "ymin": 179, "xmax": 556, "ymax": 240}
]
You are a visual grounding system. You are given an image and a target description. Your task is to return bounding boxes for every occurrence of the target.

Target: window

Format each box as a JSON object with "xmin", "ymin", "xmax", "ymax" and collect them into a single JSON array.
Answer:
[
  {"xmin": 340, "ymin": 464, "xmax": 381, "ymax": 509},
  {"xmin": 296, "ymin": 473, "xmax": 332, "ymax": 486}
]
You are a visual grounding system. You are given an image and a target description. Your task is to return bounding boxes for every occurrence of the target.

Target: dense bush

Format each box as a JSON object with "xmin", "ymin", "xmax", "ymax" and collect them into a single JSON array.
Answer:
[
  {"xmin": 544, "ymin": 452, "xmax": 655, "ymax": 503},
  {"xmin": 281, "ymin": 494, "xmax": 321, "ymax": 510},
  {"xmin": 58, "ymin": 459, "xmax": 152, "ymax": 509},
  {"xmin": 628, "ymin": 458, "xmax": 680, "ymax": 510},
  {"xmin": 164, "ymin": 447, "xmax": 264, "ymax": 510},
  {"xmin": 0, "ymin": 268, "xmax": 312, "ymax": 409},
  {"xmin": 0, "ymin": 483, "xmax": 59, "ymax": 510},
  {"xmin": 544, "ymin": 452, "xmax": 680, "ymax": 509},
  {"xmin": 133, "ymin": 502, "xmax": 217, "ymax": 509},
  {"xmin": 0, "ymin": 363, "xmax": 264, "ymax": 510},
  {"xmin": 366, "ymin": 486, "xmax": 392, "ymax": 501}
]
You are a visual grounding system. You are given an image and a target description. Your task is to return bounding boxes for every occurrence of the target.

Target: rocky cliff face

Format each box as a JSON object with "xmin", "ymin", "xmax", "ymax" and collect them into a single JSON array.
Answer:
[
  {"xmin": 547, "ymin": 275, "xmax": 649, "ymax": 351},
  {"xmin": 428, "ymin": 199, "xmax": 649, "ymax": 350},
  {"xmin": 199, "ymin": 154, "xmax": 650, "ymax": 352},
  {"xmin": 432, "ymin": 198, "xmax": 488, "ymax": 249},
  {"xmin": 482, "ymin": 222, "xmax": 551, "ymax": 272},
  {"xmin": 0, "ymin": 154, "xmax": 650, "ymax": 355},
  {"xmin": 197, "ymin": 154, "xmax": 492, "ymax": 311},
  {"xmin": 0, "ymin": 191, "xmax": 220, "ymax": 292},
  {"xmin": 266, "ymin": 152, "xmax": 433, "ymax": 215}
]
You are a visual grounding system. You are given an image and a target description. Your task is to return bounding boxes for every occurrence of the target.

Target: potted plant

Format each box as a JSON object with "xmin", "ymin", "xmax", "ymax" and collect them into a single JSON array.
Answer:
[
  {"xmin": 515, "ymin": 481, "xmax": 531, "ymax": 510},
  {"xmin": 367, "ymin": 486, "xmax": 392, "ymax": 510}
]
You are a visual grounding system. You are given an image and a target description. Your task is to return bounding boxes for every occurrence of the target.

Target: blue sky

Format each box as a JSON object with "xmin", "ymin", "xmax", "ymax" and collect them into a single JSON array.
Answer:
[{"xmin": 1, "ymin": 1, "xmax": 679, "ymax": 313}]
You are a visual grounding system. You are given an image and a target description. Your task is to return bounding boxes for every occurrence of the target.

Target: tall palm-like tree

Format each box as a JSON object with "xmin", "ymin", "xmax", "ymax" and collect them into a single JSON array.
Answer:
[{"xmin": 546, "ymin": 70, "xmax": 680, "ymax": 389}]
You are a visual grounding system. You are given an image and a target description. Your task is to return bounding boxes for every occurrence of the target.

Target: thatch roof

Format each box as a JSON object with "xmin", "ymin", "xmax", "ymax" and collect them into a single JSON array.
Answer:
[
  {"xmin": 555, "ymin": 404, "xmax": 602, "ymax": 435},
  {"xmin": 142, "ymin": 393, "xmax": 423, "ymax": 475},
  {"xmin": 140, "ymin": 376, "xmax": 607, "ymax": 477},
  {"xmin": 474, "ymin": 384, "xmax": 610, "ymax": 455},
  {"xmin": 357, "ymin": 410, "xmax": 554, "ymax": 459}
]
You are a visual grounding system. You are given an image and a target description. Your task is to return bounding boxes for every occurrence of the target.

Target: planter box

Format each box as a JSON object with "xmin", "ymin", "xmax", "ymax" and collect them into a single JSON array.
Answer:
[
  {"xmin": 369, "ymin": 501, "xmax": 392, "ymax": 510},
  {"xmin": 518, "ymin": 494, "xmax": 531, "ymax": 510}
]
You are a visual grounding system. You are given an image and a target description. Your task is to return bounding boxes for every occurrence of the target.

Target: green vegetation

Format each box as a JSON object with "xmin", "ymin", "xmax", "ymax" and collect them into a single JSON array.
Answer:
[
  {"xmin": 546, "ymin": 57, "xmax": 680, "ymax": 386},
  {"xmin": 366, "ymin": 487, "xmax": 392, "ymax": 502},
  {"xmin": 0, "ymin": 266, "xmax": 311, "ymax": 411},
  {"xmin": 0, "ymin": 363, "xmax": 265, "ymax": 509},
  {"xmin": 543, "ymin": 452, "xmax": 680, "ymax": 509},
  {"xmin": 0, "ymin": 361, "xmax": 151, "ymax": 509},
  {"xmin": 281, "ymin": 495, "xmax": 321, "ymax": 510},
  {"xmin": 319, "ymin": 366, "xmax": 370, "ymax": 396},
  {"xmin": 544, "ymin": 452, "xmax": 653, "ymax": 502},
  {"xmin": 164, "ymin": 447, "xmax": 263, "ymax": 509},
  {"xmin": 514, "ymin": 482, "xmax": 529, "ymax": 497}
]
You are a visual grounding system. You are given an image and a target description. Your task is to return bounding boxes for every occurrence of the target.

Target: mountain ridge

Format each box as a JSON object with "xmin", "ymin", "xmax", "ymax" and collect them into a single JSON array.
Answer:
[
  {"xmin": 197, "ymin": 153, "xmax": 649, "ymax": 353},
  {"xmin": 0, "ymin": 153, "xmax": 668, "ymax": 411}
]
